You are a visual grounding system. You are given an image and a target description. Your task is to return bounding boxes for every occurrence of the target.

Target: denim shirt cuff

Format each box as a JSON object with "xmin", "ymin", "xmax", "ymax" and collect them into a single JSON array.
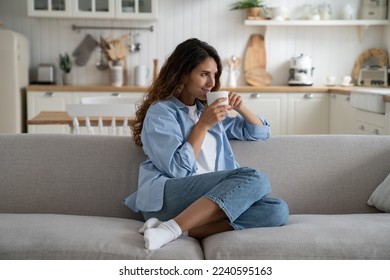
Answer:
[{"xmin": 245, "ymin": 116, "xmax": 271, "ymax": 139}]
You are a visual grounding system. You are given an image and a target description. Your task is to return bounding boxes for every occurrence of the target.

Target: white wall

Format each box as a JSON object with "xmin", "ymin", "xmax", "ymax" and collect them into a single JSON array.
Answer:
[{"xmin": 0, "ymin": 0, "xmax": 388, "ymax": 86}]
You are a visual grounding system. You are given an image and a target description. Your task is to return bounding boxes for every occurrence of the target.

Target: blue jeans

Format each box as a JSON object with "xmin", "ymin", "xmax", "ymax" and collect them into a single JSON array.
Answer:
[{"xmin": 142, "ymin": 167, "xmax": 289, "ymax": 230}]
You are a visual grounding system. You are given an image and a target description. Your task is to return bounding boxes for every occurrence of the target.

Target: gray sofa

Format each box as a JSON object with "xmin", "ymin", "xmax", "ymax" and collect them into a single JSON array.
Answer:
[{"xmin": 1, "ymin": 134, "xmax": 390, "ymax": 259}]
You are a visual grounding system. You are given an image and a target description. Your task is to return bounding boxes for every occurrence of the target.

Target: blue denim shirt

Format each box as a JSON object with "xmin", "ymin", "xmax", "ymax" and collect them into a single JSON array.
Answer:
[{"xmin": 123, "ymin": 97, "xmax": 270, "ymax": 212}]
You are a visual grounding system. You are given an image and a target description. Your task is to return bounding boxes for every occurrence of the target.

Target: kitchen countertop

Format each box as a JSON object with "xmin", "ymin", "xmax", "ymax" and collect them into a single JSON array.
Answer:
[{"xmin": 26, "ymin": 85, "xmax": 390, "ymax": 102}]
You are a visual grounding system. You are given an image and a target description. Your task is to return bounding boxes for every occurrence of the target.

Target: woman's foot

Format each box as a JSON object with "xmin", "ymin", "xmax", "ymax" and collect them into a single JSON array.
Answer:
[
  {"xmin": 144, "ymin": 219, "xmax": 182, "ymax": 250},
  {"xmin": 139, "ymin": 217, "xmax": 162, "ymax": 234}
]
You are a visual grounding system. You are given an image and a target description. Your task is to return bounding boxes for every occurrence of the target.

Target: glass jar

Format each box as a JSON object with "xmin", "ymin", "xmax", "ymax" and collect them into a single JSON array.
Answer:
[{"xmin": 318, "ymin": 3, "xmax": 332, "ymax": 20}]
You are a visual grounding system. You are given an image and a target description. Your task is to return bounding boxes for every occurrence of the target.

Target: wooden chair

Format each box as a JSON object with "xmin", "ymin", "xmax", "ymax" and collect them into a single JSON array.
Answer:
[{"xmin": 66, "ymin": 103, "xmax": 135, "ymax": 136}]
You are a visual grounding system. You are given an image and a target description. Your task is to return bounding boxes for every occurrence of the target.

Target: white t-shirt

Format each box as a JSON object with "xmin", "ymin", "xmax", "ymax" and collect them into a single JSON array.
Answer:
[{"xmin": 187, "ymin": 105, "xmax": 217, "ymax": 174}]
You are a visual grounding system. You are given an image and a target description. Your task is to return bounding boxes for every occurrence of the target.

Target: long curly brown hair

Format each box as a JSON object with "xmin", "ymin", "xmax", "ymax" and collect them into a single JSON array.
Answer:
[{"xmin": 131, "ymin": 38, "xmax": 223, "ymax": 146}]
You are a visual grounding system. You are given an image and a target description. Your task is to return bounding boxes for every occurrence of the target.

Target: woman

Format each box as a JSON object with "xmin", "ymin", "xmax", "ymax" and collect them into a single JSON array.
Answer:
[{"xmin": 123, "ymin": 38, "xmax": 288, "ymax": 250}]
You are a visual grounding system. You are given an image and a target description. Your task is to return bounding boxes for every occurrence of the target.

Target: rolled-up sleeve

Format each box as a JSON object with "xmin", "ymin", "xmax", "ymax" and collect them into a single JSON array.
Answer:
[{"xmin": 223, "ymin": 114, "xmax": 271, "ymax": 140}]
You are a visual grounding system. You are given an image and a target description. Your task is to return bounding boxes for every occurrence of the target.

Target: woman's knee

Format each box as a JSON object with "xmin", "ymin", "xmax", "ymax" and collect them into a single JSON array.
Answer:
[
  {"xmin": 236, "ymin": 167, "xmax": 271, "ymax": 196},
  {"xmin": 272, "ymin": 198, "xmax": 289, "ymax": 226}
]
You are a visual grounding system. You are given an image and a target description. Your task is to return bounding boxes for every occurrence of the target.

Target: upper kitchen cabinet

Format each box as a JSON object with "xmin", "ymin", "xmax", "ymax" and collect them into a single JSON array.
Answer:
[
  {"xmin": 115, "ymin": 0, "xmax": 158, "ymax": 20},
  {"xmin": 27, "ymin": 0, "xmax": 158, "ymax": 19},
  {"xmin": 28, "ymin": 0, "xmax": 72, "ymax": 17},
  {"xmin": 72, "ymin": 0, "xmax": 115, "ymax": 18}
]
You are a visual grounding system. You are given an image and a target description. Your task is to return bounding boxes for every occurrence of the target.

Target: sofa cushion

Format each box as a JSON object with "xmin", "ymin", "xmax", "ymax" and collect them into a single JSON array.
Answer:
[
  {"xmin": 0, "ymin": 134, "xmax": 145, "ymax": 220},
  {"xmin": 202, "ymin": 214, "xmax": 390, "ymax": 259},
  {"xmin": 0, "ymin": 214, "xmax": 204, "ymax": 260},
  {"xmin": 368, "ymin": 173, "xmax": 390, "ymax": 212},
  {"xmin": 231, "ymin": 135, "xmax": 390, "ymax": 214}
]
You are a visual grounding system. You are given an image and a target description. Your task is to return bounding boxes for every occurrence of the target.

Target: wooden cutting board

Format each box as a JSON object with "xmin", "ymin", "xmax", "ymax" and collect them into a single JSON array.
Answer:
[
  {"xmin": 244, "ymin": 34, "xmax": 266, "ymax": 71},
  {"xmin": 245, "ymin": 68, "xmax": 272, "ymax": 86},
  {"xmin": 244, "ymin": 34, "xmax": 272, "ymax": 86}
]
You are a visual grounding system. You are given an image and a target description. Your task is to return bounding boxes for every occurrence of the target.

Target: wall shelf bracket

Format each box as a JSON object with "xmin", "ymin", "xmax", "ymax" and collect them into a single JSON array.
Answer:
[{"xmin": 357, "ymin": 25, "xmax": 369, "ymax": 41}]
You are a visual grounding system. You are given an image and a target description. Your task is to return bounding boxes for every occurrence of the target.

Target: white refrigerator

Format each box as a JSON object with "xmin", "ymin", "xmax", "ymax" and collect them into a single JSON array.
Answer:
[{"xmin": 0, "ymin": 29, "xmax": 29, "ymax": 133}]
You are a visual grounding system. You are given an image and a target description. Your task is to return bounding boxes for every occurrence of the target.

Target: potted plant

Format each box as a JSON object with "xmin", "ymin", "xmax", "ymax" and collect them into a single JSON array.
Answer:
[
  {"xmin": 58, "ymin": 53, "xmax": 72, "ymax": 85},
  {"xmin": 230, "ymin": 0, "xmax": 266, "ymax": 19}
]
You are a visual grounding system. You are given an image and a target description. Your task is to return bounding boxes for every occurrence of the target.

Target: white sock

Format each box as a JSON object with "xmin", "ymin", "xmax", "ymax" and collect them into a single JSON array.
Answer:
[
  {"xmin": 139, "ymin": 218, "xmax": 162, "ymax": 234},
  {"xmin": 144, "ymin": 219, "xmax": 182, "ymax": 250}
]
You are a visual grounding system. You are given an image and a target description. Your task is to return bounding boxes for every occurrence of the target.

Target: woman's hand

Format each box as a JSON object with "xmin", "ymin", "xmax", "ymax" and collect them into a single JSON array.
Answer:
[
  {"xmin": 228, "ymin": 92, "xmax": 264, "ymax": 125},
  {"xmin": 198, "ymin": 97, "xmax": 229, "ymax": 130},
  {"xmin": 228, "ymin": 92, "xmax": 243, "ymax": 111}
]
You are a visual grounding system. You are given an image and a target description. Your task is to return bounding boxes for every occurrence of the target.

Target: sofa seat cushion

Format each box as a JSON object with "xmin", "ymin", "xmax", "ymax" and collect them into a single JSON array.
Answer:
[
  {"xmin": 202, "ymin": 214, "xmax": 390, "ymax": 259},
  {"xmin": 0, "ymin": 214, "xmax": 203, "ymax": 260}
]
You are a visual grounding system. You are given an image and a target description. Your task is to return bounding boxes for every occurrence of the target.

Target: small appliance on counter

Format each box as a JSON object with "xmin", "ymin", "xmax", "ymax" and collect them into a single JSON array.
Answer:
[
  {"xmin": 288, "ymin": 54, "xmax": 315, "ymax": 86},
  {"xmin": 36, "ymin": 63, "xmax": 56, "ymax": 84},
  {"xmin": 359, "ymin": 0, "xmax": 388, "ymax": 20},
  {"xmin": 358, "ymin": 66, "xmax": 389, "ymax": 87}
]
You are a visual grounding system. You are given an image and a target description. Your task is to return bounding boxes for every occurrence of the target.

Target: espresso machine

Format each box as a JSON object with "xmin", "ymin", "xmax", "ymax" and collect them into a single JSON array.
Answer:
[{"xmin": 288, "ymin": 54, "xmax": 315, "ymax": 86}]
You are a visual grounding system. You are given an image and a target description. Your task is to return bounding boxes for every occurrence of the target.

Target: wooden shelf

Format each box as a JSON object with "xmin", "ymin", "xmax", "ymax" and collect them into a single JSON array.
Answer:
[
  {"xmin": 244, "ymin": 19, "xmax": 389, "ymax": 26},
  {"xmin": 245, "ymin": 19, "xmax": 389, "ymax": 40}
]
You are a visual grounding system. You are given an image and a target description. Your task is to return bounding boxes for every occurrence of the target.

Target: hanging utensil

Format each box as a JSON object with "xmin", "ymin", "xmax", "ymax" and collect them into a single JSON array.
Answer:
[
  {"xmin": 96, "ymin": 34, "xmax": 109, "ymax": 71},
  {"xmin": 96, "ymin": 47, "xmax": 109, "ymax": 71},
  {"xmin": 129, "ymin": 33, "xmax": 141, "ymax": 53}
]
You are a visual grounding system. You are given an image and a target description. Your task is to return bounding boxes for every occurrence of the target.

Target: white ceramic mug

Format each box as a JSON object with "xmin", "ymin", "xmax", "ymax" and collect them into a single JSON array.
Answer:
[
  {"xmin": 206, "ymin": 91, "xmax": 229, "ymax": 106},
  {"xmin": 326, "ymin": 76, "xmax": 336, "ymax": 86},
  {"xmin": 134, "ymin": 65, "xmax": 149, "ymax": 86},
  {"xmin": 342, "ymin": 4, "xmax": 354, "ymax": 20},
  {"xmin": 342, "ymin": 76, "xmax": 352, "ymax": 85},
  {"xmin": 270, "ymin": 6, "xmax": 289, "ymax": 20}
]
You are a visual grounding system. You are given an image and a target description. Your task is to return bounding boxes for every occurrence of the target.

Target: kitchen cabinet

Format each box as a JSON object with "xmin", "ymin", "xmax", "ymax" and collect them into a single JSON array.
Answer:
[
  {"xmin": 27, "ymin": 0, "xmax": 158, "ymax": 19},
  {"xmin": 28, "ymin": 0, "xmax": 72, "ymax": 17},
  {"xmin": 115, "ymin": 0, "xmax": 158, "ymax": 20},
  {"xmin": 240, "ymin": 93, "xmax": 287, "ymax": 135},
  {"xmin": 355, "ymin": 108, "xmax": 387, "ymax": 135},
  {"xmin": 356, "ymin": 121, "xmax": 385, "ymax": 135},
  {"xmin": 26, "ymin": 88, "xmax": 388, "ymax": 135},
  {"xmin": 329, "ymin": 94, "xmax": 356, "ymax": 134},
  {"xmin": 239, "ymin": 92, "xmax": 329, "ymax": 135},
  {"xmin": 27, "ymin": 90, "xmax": 144, "ymax": 134},
  {"xmin": 286, "ymin": 93, "xmax": 329, "ymax": 134},
  {"xmin": 71, "ymin": 0, "xmax": 115, "ymax": 18}
]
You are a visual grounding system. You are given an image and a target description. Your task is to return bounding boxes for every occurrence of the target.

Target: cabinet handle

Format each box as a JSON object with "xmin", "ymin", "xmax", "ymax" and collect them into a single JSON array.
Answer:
[
  {"xmin": 304, "ymin": 93, "xmax": 314, "ymax": 99},
  {"xmin": 346, "ymin": 96, "xmax": 350, "ymax": 101},
  {"xmin": 372, "ymin": 129, "xmax": 379, "ymax": 135},
  {"xmin": 44, "ymin": 92, "xmax": 54, "ymax": 97},
  {"xmin": 111, "ymin": 93, "xmax": 120, "ymax": 97},
  {"xmin": 250, "ymin": 93, "xmax": 261, "ymax": 99},
  {"xmin": 358, "ymin": 124, "xmax": 365, "ymax": 131}
]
